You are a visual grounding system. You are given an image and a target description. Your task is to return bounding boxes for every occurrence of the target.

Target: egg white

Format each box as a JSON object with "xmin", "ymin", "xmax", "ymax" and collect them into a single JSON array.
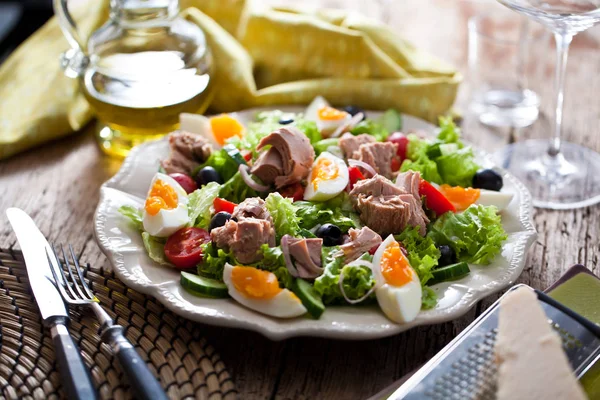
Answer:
[
  {"xmin": 303, "ymin": 96, "xmax": 351, "ymax": 138},
  {"xmin": 372, "ymin": 235, "xmax": 423, "ymax": 324},
  {"xmin": 223, "ymin": 264, "xmax": 307, "ymax": 318},
  {"xmin": 476, "ymin": 189, "xmax": 514, "ymax": 211},
  {"xmin": 142, "ymin": 173, "xmax": 189, "ymax": 237},
  {"xmin": 304, "ymin": 152, "xmax": 350, "ymax": 202}
]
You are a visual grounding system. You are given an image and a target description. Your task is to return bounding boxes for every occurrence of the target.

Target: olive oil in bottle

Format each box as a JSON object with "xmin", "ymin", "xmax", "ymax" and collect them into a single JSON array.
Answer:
[{"xmin": 58, "ymin": 0, "xmax": 213, "ymax": 157}]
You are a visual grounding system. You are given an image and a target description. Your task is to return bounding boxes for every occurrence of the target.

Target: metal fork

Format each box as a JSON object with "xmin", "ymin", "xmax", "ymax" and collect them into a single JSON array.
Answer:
[{"xmin": 46, "ymin": 244, "xmax": 168, "ymax": 400}]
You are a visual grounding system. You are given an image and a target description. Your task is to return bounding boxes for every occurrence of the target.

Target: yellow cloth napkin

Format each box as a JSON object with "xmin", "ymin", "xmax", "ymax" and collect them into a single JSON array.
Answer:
[{"xmin": 0, "ymin": 0, "xmax": 461, "ymax": 160}]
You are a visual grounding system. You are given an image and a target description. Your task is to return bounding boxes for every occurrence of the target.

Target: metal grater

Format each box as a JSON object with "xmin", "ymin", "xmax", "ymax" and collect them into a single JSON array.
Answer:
[{"xmin": 390, "ymin": 284, "xmax": 600, "ymax": 400}]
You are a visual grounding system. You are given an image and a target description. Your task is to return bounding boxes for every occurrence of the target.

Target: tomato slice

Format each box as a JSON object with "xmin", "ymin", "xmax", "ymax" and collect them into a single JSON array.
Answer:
[
  {"xmin": 387, "ymin": 132, "xmax": 410, "ymax": 161},
  {"xmin": 213, "ymin": 197, "xmax": 237, "ymax": 214},
  {"xmin": 348, "ymin": 166, "xmax": 365, "ymax": 190},
  {"xmin": 279, "ymin": 183, "xmax": 305, "ymax": 202},
  {"xmin": 164, "ymin": 227, "xmax": 210, "ymax": 269},
  {"xmin": 418, "ymin": 180, "xmax": 456, "ymax": 216},
  {"xmin": 241, "ymin": 150, "xmax": 252, "ymax": 162}
]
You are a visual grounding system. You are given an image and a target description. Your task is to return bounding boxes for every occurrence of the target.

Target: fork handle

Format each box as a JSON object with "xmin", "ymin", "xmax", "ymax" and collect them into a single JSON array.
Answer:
[
  {"xmin": 103, "ymin": 326, "xmax": 168, "ymax": 400},
  {"xmin": 49, "ymin": 317, "xmax": 97, "ymax": 400}
]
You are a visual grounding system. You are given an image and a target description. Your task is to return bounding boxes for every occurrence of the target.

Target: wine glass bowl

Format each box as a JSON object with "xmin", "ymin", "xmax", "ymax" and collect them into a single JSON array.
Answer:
[{"xmin": 494, "ymin": 0, "xmax": 600, "ymax": 209}]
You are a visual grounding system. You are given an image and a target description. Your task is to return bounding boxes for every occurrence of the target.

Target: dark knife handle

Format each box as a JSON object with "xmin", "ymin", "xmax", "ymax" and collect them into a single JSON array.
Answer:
[
  {"xmin": 103, "ymin": 326, "xmax": 168, "ymax": 400},
  {"xmin": 49, "ymin": 317, "xmax": 97, "ymax": 400}
]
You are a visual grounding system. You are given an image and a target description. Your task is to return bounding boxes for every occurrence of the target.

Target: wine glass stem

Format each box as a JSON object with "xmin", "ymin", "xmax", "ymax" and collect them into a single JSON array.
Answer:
[{"xmin": 548, "ymin": 32, "xmax": 573, "ymax": 157}]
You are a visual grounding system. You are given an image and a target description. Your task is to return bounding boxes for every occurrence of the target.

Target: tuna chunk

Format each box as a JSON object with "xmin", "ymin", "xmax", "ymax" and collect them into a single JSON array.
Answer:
[
  {"xmin": 395, "ymin": 170, "xmax": 422, "ymax": 202},
  {"xmin": 251, "ymin": 127, "xmax": 315, "ymax": 188},
  {"xmin": 210, "ymin": 197, "xmax": 275, "ymax": 264},
  {"xmin": 339, "ymin": 133, "xmax": 375, "ymax": 159},
  {"xmin": 354, "ymin": 142, "xmax": 397, "ymax": 179},
  {"xmin": 335, "ymin": 227, "xmax": 382, "ymax": 263},
  {"xmin": 349, "ymin": 175, "xmax": 429, "ymax": 236},
  {"xmin": 161, "ymin": 131, "xmax": 213, "ymax": 175},
  {"xmin": 282, "ymin": 235, "xmax": 323, "ymax": 279}
]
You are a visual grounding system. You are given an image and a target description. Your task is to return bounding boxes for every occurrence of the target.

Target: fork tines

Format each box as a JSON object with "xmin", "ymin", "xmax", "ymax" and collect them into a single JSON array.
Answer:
[{"xmin": 46, "ymin": 244, "xmax": 98, "ymax": 305}]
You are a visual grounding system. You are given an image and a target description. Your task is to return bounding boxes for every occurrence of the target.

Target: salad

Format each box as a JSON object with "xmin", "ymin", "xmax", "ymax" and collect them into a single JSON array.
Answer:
[{"xmin": 119, "ymin": 96, "xmax": 511, "ymax": 324}]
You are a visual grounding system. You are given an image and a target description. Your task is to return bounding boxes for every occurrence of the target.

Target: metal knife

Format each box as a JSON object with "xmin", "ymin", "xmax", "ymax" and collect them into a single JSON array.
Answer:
[{"xmin": 6, "ymin": 208, "xmax": 97, "ymax": 400}]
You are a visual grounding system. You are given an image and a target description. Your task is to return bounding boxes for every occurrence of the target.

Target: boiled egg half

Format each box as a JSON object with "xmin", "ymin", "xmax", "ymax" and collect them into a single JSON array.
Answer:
[
  {"xmin": 142, "ymin": 173, "xmax": 189, "ymax": 237},
  {"xmin": 372, "ymin": 235, "xmax": 422, "ymax": 324},
  {"xmin": 304, "ymin": 96, "xmax": 351, "ymax": 138},
  {"xmin": 304, "ymin": 152, "xmax": 349, "ymax": 202},
  {"xmin": 223, "ymin": 264, "xmax": 307, "ymax": 318},
  {"xmin": 179, "ymin": 113, "xmax": 245, "ymax": 148},
  {"xmin": 438, "ymin": 184, "xmax": 514, "ymax": 211}
]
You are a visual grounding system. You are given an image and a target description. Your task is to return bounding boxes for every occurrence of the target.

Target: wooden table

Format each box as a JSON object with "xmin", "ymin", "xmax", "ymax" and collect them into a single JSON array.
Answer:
[{"xmin": 1, "ymin": 1, "xmax": 599, "ymax": 398}]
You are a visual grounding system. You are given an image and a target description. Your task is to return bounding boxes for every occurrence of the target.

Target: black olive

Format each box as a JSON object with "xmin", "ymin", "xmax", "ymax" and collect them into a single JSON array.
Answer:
[
  {"xmin": 209, "ymin": 212, "xmax": 232, "ymax": 232},
  {"xmin": 437, "ymin": 245, "xmax": 457, "ymax": 267},
  {"xmin": 472, "ymin": 169, "xmax": 503, "ymax": 191},
  {"xmin": 315, "ymin": 223, "xmax": 343, "ymax": 246},
  {"xmin": 195, "ymin": 166, "xmax": 223, "ymax": 187},
  {"xmin": 278, "ymin": 117, "xmax": 294, "ymax": 125},
  {"xmin": 343, "ymin": 105, "xmax": 367, "ymax": 121}
]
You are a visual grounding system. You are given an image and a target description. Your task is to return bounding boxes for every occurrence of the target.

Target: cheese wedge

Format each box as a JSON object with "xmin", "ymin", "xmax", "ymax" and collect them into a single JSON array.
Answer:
[{"xmin": 495, "ymin": 287, "xmax": 587, "ymax": 400}]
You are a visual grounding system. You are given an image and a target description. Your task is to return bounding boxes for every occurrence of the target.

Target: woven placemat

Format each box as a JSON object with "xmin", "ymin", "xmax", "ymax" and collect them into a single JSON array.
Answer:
[{"xmin": 0, "ymin": 249, "xmax": 237, "ymax": 400}]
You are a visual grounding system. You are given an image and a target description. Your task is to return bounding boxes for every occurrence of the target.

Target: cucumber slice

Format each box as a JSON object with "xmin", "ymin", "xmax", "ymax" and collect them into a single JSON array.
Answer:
[
  {"xmin": 181, "ymin": 271, "xmax": 229, "ymax": 298},
  {"xmin": 380, "ymin": 109, "xmax": 403, "ymax": 133},
  {"xmin": 291, "ymin": 278, "xmax": 325, "ymax": 319},
  {"xmin": 427, "ymin": 262, "xmax": 470, "ymax": 286},
  {"xmin": 223, "ymin": 144, "xmax": 248, "ymax": 166}
]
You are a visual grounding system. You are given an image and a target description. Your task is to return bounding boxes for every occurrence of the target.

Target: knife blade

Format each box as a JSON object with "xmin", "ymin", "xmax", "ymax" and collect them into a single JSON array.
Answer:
[
  {"xmin": 6, "ymin": 208, "xmax": 97, "ymax": 400},
  {"xmin": 6, "ymin": 208, "xmax": 67, "ymax": 320}
]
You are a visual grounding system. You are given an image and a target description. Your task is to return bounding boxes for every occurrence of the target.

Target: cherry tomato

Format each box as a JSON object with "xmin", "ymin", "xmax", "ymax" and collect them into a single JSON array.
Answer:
[
  {"xmin": 368, "ymin": 245, "xmax": 378, "ymax": 255},
  {"xmin": 390, "ymin": 157, "xmax": 401, "ymax": 172},
  {"xmin": 279, "ymin": 183, "xmax": 305, "ymax": 202},
  {"xmin": 387, "ymin": 132, "xmax": 409, "ymax": 161},
  {"xmin": 348, "ymin": 166, "xmax": 366, "ymax": 190},
  {"xmin": 418, "ymin": 180, "xmax": 456, "ymax": 216},
  {"xmin": 213, "ymin": 197, "xmax": 237, "ymax": 214},
  {"xmin": 164, "ymin": 227, "xmax": 210, "ymax": 269},
  {"xmin": 241, "ymin": 150, "xmax": 253, "ymax": 162},
  {"xmin": 169, "ymin": 173, "xmax": 198, "ymax": 194}
]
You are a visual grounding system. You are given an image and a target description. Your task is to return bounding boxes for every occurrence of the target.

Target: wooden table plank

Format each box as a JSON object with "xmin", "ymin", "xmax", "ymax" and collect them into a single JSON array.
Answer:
[{"xmin": 1, "ymin": 1, "xmax": 600, "ymax": 399}]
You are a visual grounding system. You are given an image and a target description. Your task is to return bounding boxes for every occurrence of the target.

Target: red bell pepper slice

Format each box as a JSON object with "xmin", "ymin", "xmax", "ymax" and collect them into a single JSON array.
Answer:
[
  {"xmin": 213, "ymin": 197, "xmax": 237, "ymax": 214},
  {"xmin": 418, "ymin": 180, "xmax": 456, "ymax": 216},
  {"xmin": 348, "ymin": 166, "xmax": 365, "ymax": 190}
]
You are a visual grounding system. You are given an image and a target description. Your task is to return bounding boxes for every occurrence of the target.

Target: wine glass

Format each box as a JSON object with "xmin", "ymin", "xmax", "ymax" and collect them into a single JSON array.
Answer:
[{"xmin": 494, "ymin": 0, "xmax": 600, "ymax": 209}]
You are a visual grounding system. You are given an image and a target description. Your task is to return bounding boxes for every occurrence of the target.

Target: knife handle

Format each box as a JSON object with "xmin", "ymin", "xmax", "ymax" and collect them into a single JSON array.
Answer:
[
  {"xmin": 49, "ymin": 318, "xmax": 97, "ymax": 400},
  {"xmin": 103, "ymin": 326, "xmax": 168, "ymax": 400}
]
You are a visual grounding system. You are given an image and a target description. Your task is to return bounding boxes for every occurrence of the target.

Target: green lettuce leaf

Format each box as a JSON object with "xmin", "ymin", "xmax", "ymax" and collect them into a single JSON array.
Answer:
[
  {"xmin": 313, "ymin": 247, "xmax": 375, "ymax": 305},
  {"xmin": 427, "ymin": 204, "xmax": 508, "ymax": 265},
  {"xmin": 265, "ymin": 192, "xmax": 301, "ymax": 242},
  {"xmin": 395, "ymin": 226, "xmax": 440, "ymax": 286},
  {"xmin": 293, "ymin": 193, "xmax": 360, "ymax": 233},
  {"xmin": 421, "ymin": 286, "xmax": 438, "ymax": 310},
  {"xmin": 255, "ymin": 245, "xmax": 293, "ymax": 289},
  {"xmin": 437, "ymin": 116, "xmax": 462, "ymax": 144},
  {"xmin": 435, "ymin": 147, "xmax": 480, "ymax": 187},
  {"xmin": 400, "ymin": 156, "xmax": 443, "ymax": 184},
  {"xmin": 218, "ymin": 172, "xmax": 259, "ymax": 203},
  {"xmin": 198, "ymin": 149, "xmax": 239, "ymax": 182},
  {"xmin": 188, "ymin": 182, "xmax": 221, "ymax": 229},
  {"xmin": 350, "ymin": 119, "xmax": 389, "ymax": 142},
  {"xmin": 141, "ymin": 232, "xmax": 172, "ymax": 267},
  {"xmin": 118, "ymin": 205, "xmax": 143, "ymax": 231},
  {"xmin": 313, "ymin": 138, "xmax": 340, "ymax": 155},
  {"xmin": 198, "ymin": 242, "xmax": 231, "ymax": 280}
]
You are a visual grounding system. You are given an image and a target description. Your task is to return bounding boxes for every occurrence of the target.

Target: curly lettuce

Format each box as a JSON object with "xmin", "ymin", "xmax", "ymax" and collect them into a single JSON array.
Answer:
[
  {"xmin": 401, "ymin": 116, "xmax": 479, "ymax": 187},
  {"xmin": 395, "ymin": 226, "xmax": 440, "ymax": 286},
  {"xmin": 293, "ymin": 192, "xmax": 361, "ymax": 233},
  {"xmin": 188, "ymin": 182, "xmax": 221, "ymax": 229},
  {"xmin": 197, "ymin": 148, "xmax": 239, "ymax": 182},
  {"xmin": 265, "ymin": 192, "xmax": 301, "ymax": 242},
  {"xmin": 427, "ymin": 204, "xmax": 508, "ymax": 265},
  {"xmin": 218, "ymin": 172, "xmax": 258, "ymax": 204},
  {"xmin": 118, "ymin": 205, "xmax": 143, "ymax": 231},
  {"xmin": 313, "ymin": 248, "xmax": 375, "ymax": 305}
]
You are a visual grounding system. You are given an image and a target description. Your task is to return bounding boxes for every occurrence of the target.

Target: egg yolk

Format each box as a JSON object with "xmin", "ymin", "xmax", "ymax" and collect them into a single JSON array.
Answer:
[
  {"xmin": 210, "ymin": 114, "xmax": 244, "ymax": 145},
  {"xmin": 439, "ymin": 185, "xmax": 480, "ymax": 211},
  {"xmin": 380, "ymin": 241, "xmax": 414, "ymax": 287},
  {"xmin": 318, "ymin": 106, "xmax": 348, "ymax": 121},
  {"xmin": 311, "ymin": 157, "xmax": 339, "ymax": 190},
  {"xmin": 145, "ymin": 180, "xmax": 179, "ymax": 216},
  {"xmin": 231, "ymin": 266, "xmax": 282, "ymax": 299}
]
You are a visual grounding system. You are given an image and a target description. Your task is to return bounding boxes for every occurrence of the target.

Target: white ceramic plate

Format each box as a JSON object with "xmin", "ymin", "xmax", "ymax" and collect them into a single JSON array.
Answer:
[{"xmin": 94, "ymin": 106, "xmax": 537, "ymax": 340}]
